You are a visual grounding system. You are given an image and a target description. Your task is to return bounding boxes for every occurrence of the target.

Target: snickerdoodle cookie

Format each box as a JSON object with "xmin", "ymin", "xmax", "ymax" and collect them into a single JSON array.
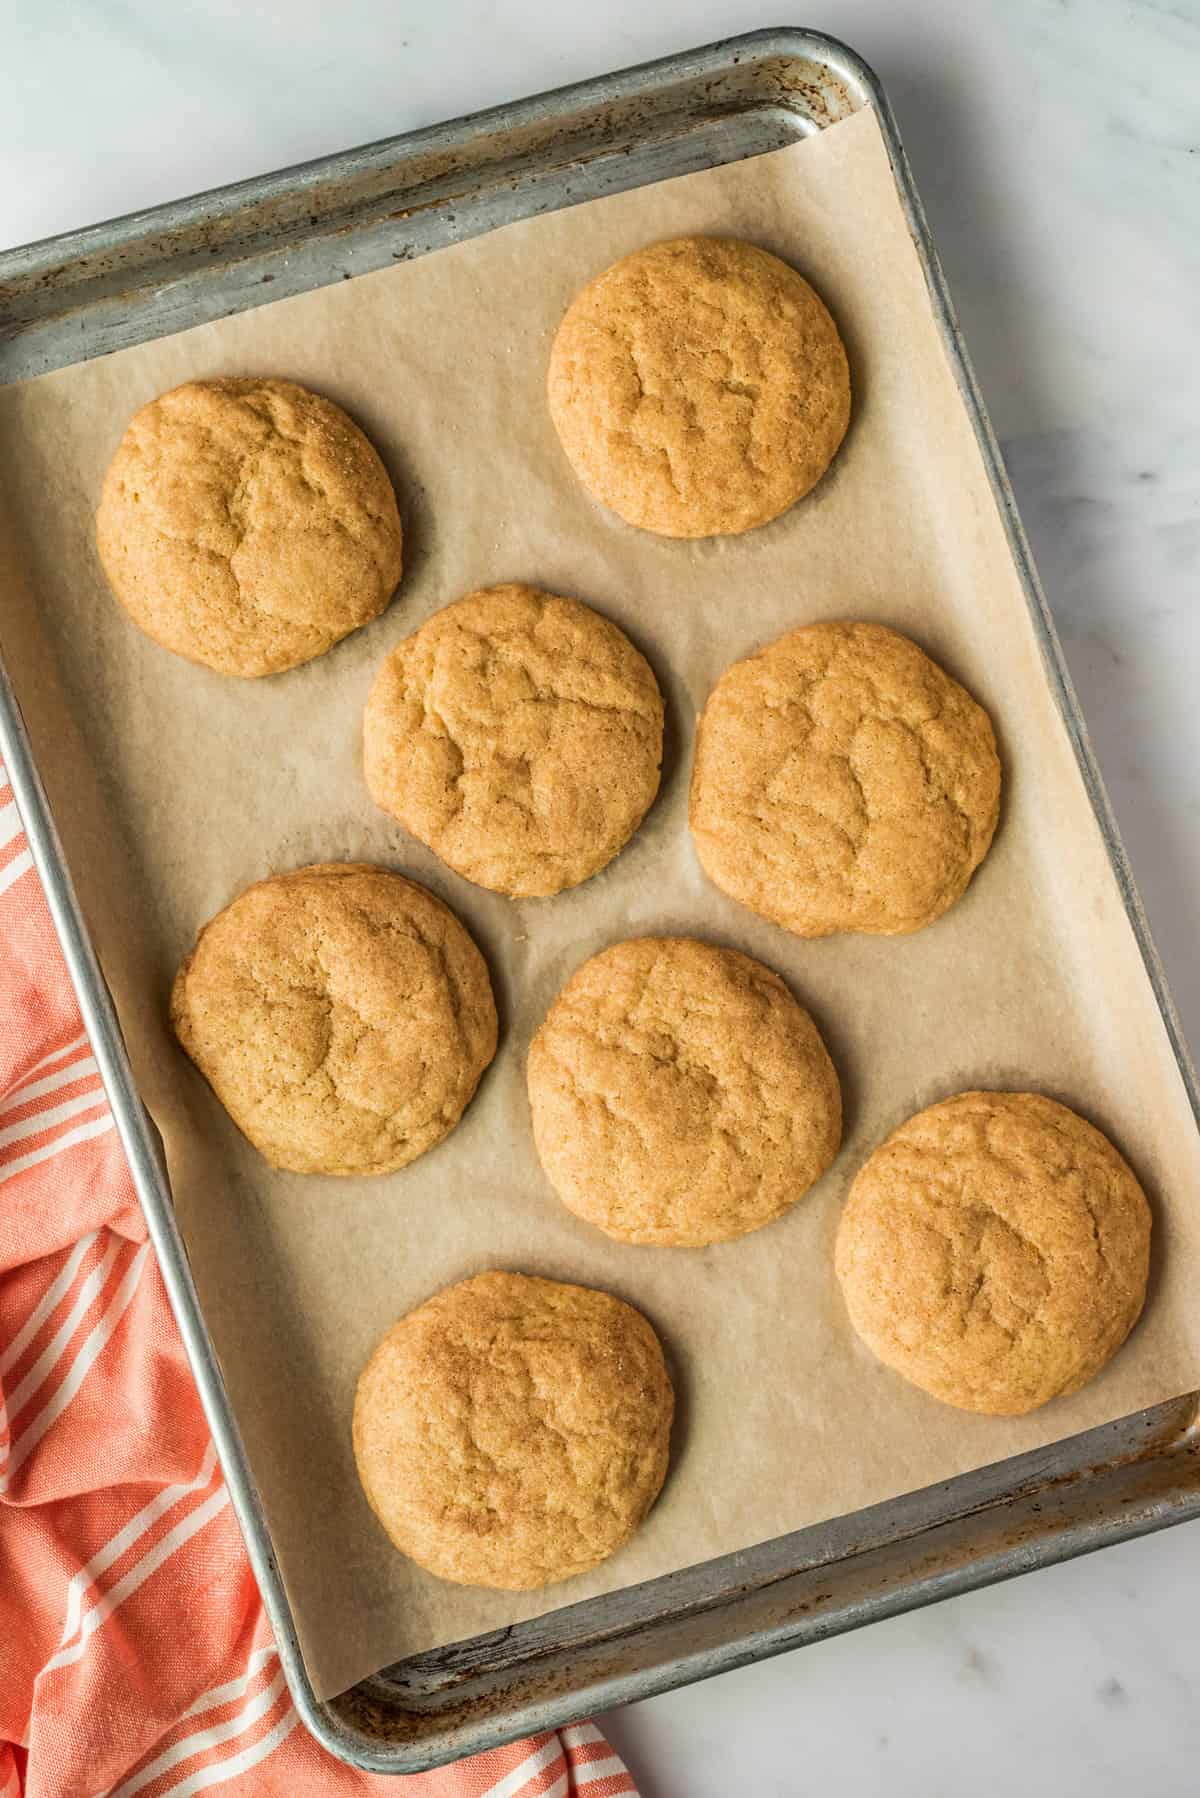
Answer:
[
  {"xmin": 97, "ymin": 377, "xmax": 402, "ymax": 677},
  {"xmin": 547, "ymin": 236, "xmax": 851, "ymax": 538},
  {"xmin": 352, "ymin": 1271, "xmax": 674, "ymax": 1588},
  {"xmin": 835, "ymin": 1091, "xmax": 1152, "ymax": 1415},
  {"xmin": 171, "ymin": 863, "xmax": 496, "ymax": 1176},
  {"xmin": 527, "ymin": 936, "xmax": 841, "ymax": 1246},
  {"xmin": 690, "ymin": 621, "xmax": 1001, "ymax": 937},
  {"xmin": 363, "ymin": 583, "xmax": 663, "ymax": 897}
]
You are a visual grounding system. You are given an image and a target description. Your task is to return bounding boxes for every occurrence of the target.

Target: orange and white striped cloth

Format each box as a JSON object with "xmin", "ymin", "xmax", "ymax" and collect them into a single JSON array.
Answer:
[{"xmin": 0, "ymin": 762, "xmax": 639, "ymax": 1798}]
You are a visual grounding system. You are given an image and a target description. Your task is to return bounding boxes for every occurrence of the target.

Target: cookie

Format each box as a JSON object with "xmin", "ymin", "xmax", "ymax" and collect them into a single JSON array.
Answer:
[
  {"xmin": 835, "ymin": 1091, "xmax": 1152, "ymax": 1415},
  {"xmin": 353, "ymin": 1271, "xmax": 674, "ymax": 1589},
  {"xmin": 527, "ymin": 936, "xmax": 841, "ymax": 1246},
  {"xmin": 171, "ymin": 863, "xmax": 496, "ymax": 1176},
  {"xmin": 690, "ymin": 621, "xmax": 1001, "ymax": 937},
  {"xmin": 547, "ymin": 236, "xmax": 851, "ymax": 538},
  {"xmin": 96, "ymin": 377, "xmax": 403, "ymax": 677},
  {"xmin": 363, "ymin": 583, "xmax": 663, "ymax": 897}
]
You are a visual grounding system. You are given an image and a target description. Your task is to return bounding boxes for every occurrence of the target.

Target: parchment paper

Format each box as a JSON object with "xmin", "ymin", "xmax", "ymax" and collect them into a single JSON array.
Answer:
[{"xmin": 2, "ymin": 105, "xmax": 1198, "ymax": 1702}]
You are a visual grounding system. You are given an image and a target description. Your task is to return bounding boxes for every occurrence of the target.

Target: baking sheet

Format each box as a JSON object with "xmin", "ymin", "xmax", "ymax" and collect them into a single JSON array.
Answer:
[{"xmin": 1, "ymin": 103, "xmax": 1198, "ymax": 1703}]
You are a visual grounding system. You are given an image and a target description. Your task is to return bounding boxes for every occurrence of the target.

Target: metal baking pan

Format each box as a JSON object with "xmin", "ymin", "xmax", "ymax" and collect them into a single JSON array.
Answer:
[{"xmin": 2, "ymin": 26, "xmax": 1197, "ymax": 1775}]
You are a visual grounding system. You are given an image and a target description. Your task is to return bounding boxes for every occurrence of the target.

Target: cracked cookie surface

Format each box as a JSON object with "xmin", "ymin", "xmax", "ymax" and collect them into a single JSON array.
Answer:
[
  {"xmin": 363, "ymin": 583, "xmax": 663, "ymax": 897},
  {"xmin": 835, "ymin": 1091, "xmax": 1151, "ymax": 1415},
  {"xmin": 690, "ymin": 621, "xmax": 1002, "ymax": 937},
  {"xmin": 352, "ymin": 1271, "xmax": 673, "ymax": 1589},
  {"xmin": 527, "ymin": 936, "xmax": 842, "ymax": 1247},
  {"xmin": 547, "ymin": 236, "xmax": 851, "ymax": 538},
  {"xmin": 97, "ymin": 377, "xmax": 403, "ymax": 677},
  {"xmin": 171, "ymin": 862, "xmax": 496, "ymax": 1176}
]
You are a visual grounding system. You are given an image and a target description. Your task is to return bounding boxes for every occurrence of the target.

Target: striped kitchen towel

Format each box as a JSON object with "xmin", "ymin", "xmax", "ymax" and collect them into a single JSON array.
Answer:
[{"xmin": 0, "ymin": 763, "xmax": 638, "ymax": 1798}]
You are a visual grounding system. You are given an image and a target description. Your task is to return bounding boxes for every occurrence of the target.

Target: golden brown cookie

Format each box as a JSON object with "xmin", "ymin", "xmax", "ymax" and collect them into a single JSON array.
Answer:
[
  {"xmin": 353, "ymin": 1271, "xmax": 674, "ymax": 1589},
  {"xmin": 171, "ymin": 863, "xmax": 496, "ymax": 1176},
  {"xmin": 835, "ymin": 1091, "xmax": 1152, "ymax": 1415},
  {"xmin": 690, "ymin": 621, "xmax": 1001, "ymax": 937},
  {"xmin": 96, "ymin": 377, "xmax": 403, "ymax": 677},
  {"xmin": 363, "ymin": 584, "xmax": 663, "ymax": 897},
  {"xmin": 527, "ymin": 936, "xmax": 842, "ymax": 1246},
  {"xmin": 547, "ymin": 236, "xmax": 850, "ymax": 538}
]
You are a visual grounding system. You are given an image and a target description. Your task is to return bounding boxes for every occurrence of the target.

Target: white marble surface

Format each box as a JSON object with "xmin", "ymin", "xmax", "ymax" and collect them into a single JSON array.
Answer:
[{"xmin": 2, "ymin": 0, "xmax": 1197, "ymax": 1789}]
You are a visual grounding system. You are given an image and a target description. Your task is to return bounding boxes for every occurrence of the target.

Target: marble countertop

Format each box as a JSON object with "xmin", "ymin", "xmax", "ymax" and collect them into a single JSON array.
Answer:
[{"xmin": 3, "ymin": 0, "xmax": 1196, "ymax": 1790}]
